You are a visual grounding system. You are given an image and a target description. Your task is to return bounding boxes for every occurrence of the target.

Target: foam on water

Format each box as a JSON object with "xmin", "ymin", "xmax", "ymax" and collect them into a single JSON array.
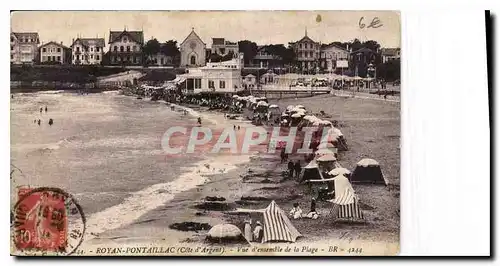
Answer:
[{"xmin": 83, "ymin": 154, "xmax": 250, "ymax": 241}]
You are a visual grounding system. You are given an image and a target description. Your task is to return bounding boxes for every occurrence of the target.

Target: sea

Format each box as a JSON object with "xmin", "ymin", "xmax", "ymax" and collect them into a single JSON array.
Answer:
[{"xmin": 10, "ymin": 90, "xmax": 251, "ymax": 240}]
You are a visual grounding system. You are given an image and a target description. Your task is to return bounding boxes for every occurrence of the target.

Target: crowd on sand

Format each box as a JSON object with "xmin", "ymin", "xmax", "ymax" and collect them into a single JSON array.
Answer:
[{"xmin": 125, "ymin": 83, "xmax": 388, "ymax": 245}]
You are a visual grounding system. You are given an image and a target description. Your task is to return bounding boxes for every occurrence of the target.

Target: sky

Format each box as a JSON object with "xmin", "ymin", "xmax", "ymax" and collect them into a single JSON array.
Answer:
[{"xmin": 11, "ymin": 11, "xmax": 400, "ymax": 49}]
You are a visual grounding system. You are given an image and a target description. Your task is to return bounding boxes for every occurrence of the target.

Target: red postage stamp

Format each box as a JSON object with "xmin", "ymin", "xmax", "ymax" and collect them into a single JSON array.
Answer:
[
  {"xmin": 13, "ymin": 187, "xmax": 68, "ymax": 252},
  {"xmin": 12, "ymin": 186, "xmax": 85, "ymax": 255}
]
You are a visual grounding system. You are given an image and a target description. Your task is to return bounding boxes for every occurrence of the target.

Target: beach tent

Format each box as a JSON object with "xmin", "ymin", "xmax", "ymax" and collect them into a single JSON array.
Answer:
[
  {"xmin": 261, "ymin": 201, "xmax": 302, "ymax": 243},
  {"xmin": 317, "ymin": 153, "xmax": 337, "ymax": 162},
  {"xmin": 328, "ymin": 167, "xmax": 351, "ymax": 177},
  {"xmin": 299, "ymin": 160, "xmax": 324, "ymax": 182},
  {"xmin": 227, "ymin": 201, "xmax": 302, "ymax": 243},
  {"xmin": 350, "ymin": 158, "xmax": 387, "ymax": 185},
  {"xmin": 328, "ymin": 175, "xmax": 365, "ymax": 221}
]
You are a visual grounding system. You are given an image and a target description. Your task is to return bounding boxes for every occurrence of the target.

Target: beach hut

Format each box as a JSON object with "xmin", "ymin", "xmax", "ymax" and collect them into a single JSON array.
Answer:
[
  {"xmin": 350, "ymin": 158, "xmax": 387, "ymax": 185},
  {"xmin": 328, "ymin": 174, "xmax": 365, "ymax": 222},
  {"xmin": 227, "ymin": 201, "xmax": 302, "ymax": 243},
  {"xmin": 328, "ymin": 167, "xmax": 351, "ymax": 178},
  {"xmin": 299, "ymin": 160, "xmax": 324, "ymax": 182}
]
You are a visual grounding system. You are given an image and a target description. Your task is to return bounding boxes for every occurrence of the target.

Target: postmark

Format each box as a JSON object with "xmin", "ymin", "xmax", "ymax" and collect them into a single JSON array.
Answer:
[{"xmin": 12, "ymin": 187, "xmax": 86, "ymax": 256}]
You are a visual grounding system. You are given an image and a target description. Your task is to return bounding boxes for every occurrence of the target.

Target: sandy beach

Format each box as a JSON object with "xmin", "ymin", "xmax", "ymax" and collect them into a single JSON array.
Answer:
[{"xmin": 72, "ymin": 91, "xmax": 400, "ymax": 256}]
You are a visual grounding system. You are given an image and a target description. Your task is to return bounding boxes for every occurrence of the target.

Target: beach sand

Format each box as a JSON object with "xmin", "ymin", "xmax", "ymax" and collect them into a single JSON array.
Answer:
[{"xmin": 80, "ymin": 93, "xmax": 400, "ymax": 256}]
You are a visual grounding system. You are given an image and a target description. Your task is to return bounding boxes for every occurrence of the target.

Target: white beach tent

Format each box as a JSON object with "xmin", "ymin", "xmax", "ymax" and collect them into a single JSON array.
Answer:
[{"xmin": 328, "ymin": 174, "xmax": 365, "ymax": 221}]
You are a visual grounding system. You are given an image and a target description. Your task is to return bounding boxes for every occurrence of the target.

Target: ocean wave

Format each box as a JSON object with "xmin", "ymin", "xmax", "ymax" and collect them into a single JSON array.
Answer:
[
  {"xmin": 36, "ymin": 90, "xmax": 66, "ymax": 94},
  {"xmin": 83, "ymin": 154, "xmax": 251, "ymax": 241}
]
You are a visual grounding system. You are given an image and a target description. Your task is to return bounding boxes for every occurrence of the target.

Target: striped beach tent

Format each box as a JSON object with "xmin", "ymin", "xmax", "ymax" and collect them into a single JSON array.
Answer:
[
  {"xmin": 262, "ymin": 201, "xmax": 302, "ymax": 243},
  {"xmin": 328, "ymin": 175, "xmax": 365, "ymax": 221}
]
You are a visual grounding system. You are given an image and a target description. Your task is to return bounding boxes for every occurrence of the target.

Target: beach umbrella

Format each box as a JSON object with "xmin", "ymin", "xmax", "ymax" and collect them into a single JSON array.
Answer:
[
  {"xmin": 315, "ymin": 149, "xmax": 335, "ymax": 156},
  {"xmin": 329, "ymin": 168, "xmax": 351, "ymax": 177},
  {"xmin": 295, "ymin": 105, "xmax": 305, "ymax": 109},
  {"xmin": 269, "ymin": 104, "xmax": 279, "ymax": 108},
  {"xmin": 317, "ymin": 153, "xmax": 337, "ymax": 162},
  {"xmin": 286, "ymin": 105, "xmax": 294, "ymax": 111},
  {"xmin": 291, "ymin": 113, "xmax": 302, "ymax": 118},
  {"xmin": 257, "ymin": 101, "xmax": 269, "ymax": 107}
]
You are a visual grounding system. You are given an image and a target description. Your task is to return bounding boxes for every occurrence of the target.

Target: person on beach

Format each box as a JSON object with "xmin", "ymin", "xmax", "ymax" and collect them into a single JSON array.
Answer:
[
  {"xmin": 238, "ymin": 125, "xmax": 240, "ymax": 130},
  {"xmin": 34, "ymin": 119, "xmax": 37, "ymax": 124},
  {"xmin": 48, "ymin": 118, "xmax": 53, "ymax": 126},
  {"xmin": 287, "ymin": 161, "xmax": 295, "ymax": 178},
  {"xmin": 234, "ymin": 125, "xmax": 236, "ymax": 130},
  {"xmin": 45, "ymin": 106, "xmax": 48, "ymax": 113},
  {"xmin": 37, "ymin": 119, "xmax": 41, "ymax": 126},
  {"xmin": 11, "ymin": 95, "xmax": 13, "ymax": 99},
  {"xmin": 244, "ymin": 220, "xmax": 253, "ymax": 242},
  {"xmin": 280, "ymin": 149, "xmax": 286, "ymax": 163},
  {"xmin": 197, "ymin": 117, "xmax": 202, "ymax": 125},
  {"xmin": 305, "ymin": 197, "xmax": 319, "ymax": 219},
  {"xmin": 294, "ymin": 161, "xmax": 302, "ymax": 179},
  {"xmin": 40, "ymin": 107, "xmax": 43, "ymax": 114},
  {"xmin": 289, "ymin": 203, "xmax": 303, "ymax": 220},
  {"xmin": 253, "ymin": 221, "xmax": 263, "ymax": 242}
]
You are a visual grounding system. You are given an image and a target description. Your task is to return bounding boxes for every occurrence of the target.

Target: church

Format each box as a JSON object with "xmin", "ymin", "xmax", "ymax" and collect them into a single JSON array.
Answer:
[{"xmin": 179, "ymin": 28, "xmax": 206, "ymax": 67}]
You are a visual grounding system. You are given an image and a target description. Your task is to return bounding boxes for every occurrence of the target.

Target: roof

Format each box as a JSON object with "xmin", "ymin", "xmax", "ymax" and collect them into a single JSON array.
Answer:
[
  {"xmin": 296, "ymin": 35, "xmax": 316, "ymax": 44},
  {"xmin": 212, "ymin": 38, "xmax": 225, "ymax": 45},
  {"xmin": 322, "ymin": 43, "xmax": 349, "ymax": 52},
  {"xmin": 108, "ymin": 30, "xmax": 144, "ymax": 44},
  {"xmin": 180, "ymin": 29, "xmax": 206, "ymax": 46},
  {"xmin": 71, "ymin": 38, "xmax": 105, "ymax": 48},
  {"xmin": 350, "ymin": 47, "xmax": 376, "ymax": 55},
  {"xmin": 39, "ymin": 41, "xmax": 69, "ymax": 50},
  {"xmin": 381, "ymin": 48, "xmax": 400, "ymax": 56},
  {"xmin": 12, "ymin": 32, "xmax": 40, "ymax": 43}
]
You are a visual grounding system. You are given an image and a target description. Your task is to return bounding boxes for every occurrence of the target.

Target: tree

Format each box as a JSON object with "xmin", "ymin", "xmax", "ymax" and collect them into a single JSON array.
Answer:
[
  {"xmin": 238, "ymin": 40, "xmax": 258, "ymax": 65},
  {"xmin": 161, "ymin": 40, "xmax": 180, "ymax": 57},
  {"xmin": 376, "ymin": 59, "xmax": 400, "ymax": 81},
  {"xmin": 208, "ymin": 53, "xmax": 222, "ymax": 63},
  {"xmin": 221, "ymin": 50, "xmax": 235, "ymax": 62},
  {"xmin": 143, "ymin": 39, "xmax": 161, "ymax": 56}
]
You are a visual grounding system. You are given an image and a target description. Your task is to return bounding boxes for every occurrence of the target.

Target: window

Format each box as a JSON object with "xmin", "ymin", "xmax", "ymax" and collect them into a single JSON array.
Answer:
[
  {"xmin": 76, "ymin": 55, "xmax": 80, "ymax": 60},
  {"xmin": 76, "ymin": 47, "xmax": 80, "ymax": 52},
  {"xmin": 42, "ymin": 56, "xmax": 47, "ymax": 62},
  {"xmin": 127, "ymin": 46, "xmax": 130, "ymax": 52},
  {"xmin": 208, "ymin": 80, "xmax": 215, "ymax": 89},
  {"xmin": 160, "ymin": 57, "xmax": 164, "ymax": 65},
  {"xmin": 299, "ymin": 44, "xmax": 302, "ymax": 49},
  {"xmin": 42, "ymin": 48, "xmax": 46, "ymax": 52},
  {"xmin": 96, "ymin": 55, "xmax": 100, "ymax": 60},
  {"xmin": 11, "ymin": 54, "xmax": 13, "ymax": 60},
  {"xmin": 114, "ymin": 46, "xmax": 118, "ymax": 52},
  {"xmin": 96, "ymin": 47, "xmax": 100, "ymax": 52},
  {"xmin": 190, "ymin": 55, "xmax": 196, "ymax": 65},
  {"xmin": 123, "ymin": 37, "xmax": 128, "ymax": 42},
  {"xmin": 57, "ymin": 56, "xmax": 61, "ymax": 62},
  {"xmin": 219, "ymin": 80, "xmax": 225, "ymax": 89},
  {"xmin": 120, "ymin": 46, "xmax": 124, "ymax": 52},
  {"xmin": 90, "ymin": 47, "xmax": 93, "ymax": 52},
  {"xmin": 91, "ymin": 55, "xmax": 93, "ymax": 59},
  {"xmin": 310, "ymin": 51, "xmax": 313, "ymax": 57},
  {"xmin": 57, "ymin": 48, "xmax": 61, "ymax": 53},
  {"xmin": 195, "ymin": 79, "xmax": 201, "ymax": 89},
  {"xmin": 11, "ymin": 46, "xmax": 14, "ymax": 51}
]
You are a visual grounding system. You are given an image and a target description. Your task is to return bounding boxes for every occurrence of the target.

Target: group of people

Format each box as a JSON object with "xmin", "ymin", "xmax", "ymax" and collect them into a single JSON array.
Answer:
[
  {"xmin": 34, "ymin": 106, "xmax": 54, "ymax": 126},
  {"xmin": 243, "ymin": 220, "xmax": 263, "ymax": 243},
  {"xmin": 289, "ymin": 198, "xmax": 319, "ymax": 220},
  {"xmin": 287, "ymin": 160, "xmax": 302, "ymax": 179}
]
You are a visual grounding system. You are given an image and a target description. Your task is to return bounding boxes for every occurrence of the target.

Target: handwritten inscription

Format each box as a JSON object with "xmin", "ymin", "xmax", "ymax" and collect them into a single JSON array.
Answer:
[{"xmin": 359, "ymin": 17, "xmax": 383, "ymax": 29}]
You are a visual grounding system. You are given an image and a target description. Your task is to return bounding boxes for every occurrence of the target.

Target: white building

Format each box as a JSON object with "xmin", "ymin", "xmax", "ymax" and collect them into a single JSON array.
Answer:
[
  {"xmin": 320, "ymin": 44, "xmax": 350, "ymax": 71},
  {"xmin": 70, "ymin": 37, "xmax": 105, "ymax": 65},
  {"xmin": 39, "ymin": 41, "xmax": 69, "ymax": 64},
  {"xmin": 11, "ymin": 32, "xmax": 39, "ymax": 64},
  {"xmin": 179, "ymin": 28, "xmax": 206, "ymax": 67},
  {"xmin": 381, "ymin": 48, "xmax": 401, "ymax": 63},
  {"xmin": 180, "ymin": 53, "xmax": 244, "ymax": 94},
  {"xmin": 211, "ymin": 38, "xmax": 239, "ymax": 57}
]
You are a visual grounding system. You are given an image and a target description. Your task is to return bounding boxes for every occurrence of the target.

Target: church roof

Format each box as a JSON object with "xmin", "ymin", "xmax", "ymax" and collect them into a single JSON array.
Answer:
[{"xmin": 180, "ymin": 29, "xmax": 206, "ymax": 46}]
